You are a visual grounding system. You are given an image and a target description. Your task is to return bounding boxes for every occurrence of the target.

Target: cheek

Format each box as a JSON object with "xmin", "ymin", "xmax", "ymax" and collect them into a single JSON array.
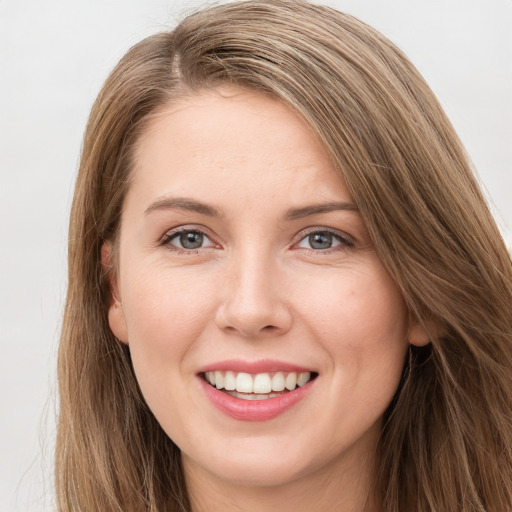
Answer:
[
  {"xmin": 299, "ymin": 267, "xmax": 408, "ymax": 343},
  {"xmin": 118, "ymin": 267, "xmax": 222, "ymax": 433},
  {"xmin": 119, "ymin": 266, "xmax": 217, "ymax": 379},
  {"xmin": 297, "ymin": 265, "xmax": 409, "ymax": 395},
  {"xmin": 307, "ymin": 274, "xmax": 409, "ymax": 446}
]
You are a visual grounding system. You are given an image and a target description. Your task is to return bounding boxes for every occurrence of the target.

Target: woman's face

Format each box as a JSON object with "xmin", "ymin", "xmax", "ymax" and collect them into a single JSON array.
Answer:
[{"xmin": 107, "ymin": 86, "xmax": 411, "ymax": 489}]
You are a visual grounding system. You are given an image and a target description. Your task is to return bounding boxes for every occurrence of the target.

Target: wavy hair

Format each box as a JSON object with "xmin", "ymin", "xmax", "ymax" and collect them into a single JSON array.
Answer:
[{"xmin": 56, "ymin": 1, "xmax": 512, "ymax": 510}]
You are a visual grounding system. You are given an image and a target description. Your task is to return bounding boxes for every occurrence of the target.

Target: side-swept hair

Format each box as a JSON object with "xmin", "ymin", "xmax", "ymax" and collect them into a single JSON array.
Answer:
[{"xmin": 56, "ymin": 1, "xmax": 512, "ymax": 510}]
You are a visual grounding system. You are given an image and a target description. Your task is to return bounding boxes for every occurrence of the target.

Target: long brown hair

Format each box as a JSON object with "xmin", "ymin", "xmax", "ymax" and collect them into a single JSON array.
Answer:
[{"xmin": 56, "ymin": 1, "xmax": 512, "ymax": 510}]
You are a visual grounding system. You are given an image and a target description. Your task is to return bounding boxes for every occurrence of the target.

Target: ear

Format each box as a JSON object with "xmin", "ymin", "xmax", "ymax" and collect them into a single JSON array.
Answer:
[
  {"xmin": 101, "ymin": 242, "xmax": 129, "ymax": 344},
  {"xmin": 407, "ymin": 320, "xmax": 432, "ymax": 347}
]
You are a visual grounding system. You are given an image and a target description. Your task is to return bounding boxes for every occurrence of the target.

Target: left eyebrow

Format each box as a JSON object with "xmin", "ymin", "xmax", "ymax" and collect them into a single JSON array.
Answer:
[
  {"xmin": 144, "ymin": 197, "xmax": 222, "ymax": 217},
  {"xmin": 284, "ymin": 202, "xmax": 359, "ymax": 221}
]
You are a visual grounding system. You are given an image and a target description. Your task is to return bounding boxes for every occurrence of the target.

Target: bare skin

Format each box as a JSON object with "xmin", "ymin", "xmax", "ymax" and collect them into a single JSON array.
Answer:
[{"xmin": 105, "ymin": 86, "xmax": 428, "ymax": 512}]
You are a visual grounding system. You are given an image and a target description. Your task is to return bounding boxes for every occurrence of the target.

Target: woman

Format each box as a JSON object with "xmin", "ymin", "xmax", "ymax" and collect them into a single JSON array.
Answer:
[{"xmin": 56, "ymin": 1, "xmax": 512, "ymax": 511}]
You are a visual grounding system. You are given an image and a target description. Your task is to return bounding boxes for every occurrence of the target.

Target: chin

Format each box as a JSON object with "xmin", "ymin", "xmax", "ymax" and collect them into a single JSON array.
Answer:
[{"xmin": 183, "ymin": 440, "xmax": 315, "ymax": 488}]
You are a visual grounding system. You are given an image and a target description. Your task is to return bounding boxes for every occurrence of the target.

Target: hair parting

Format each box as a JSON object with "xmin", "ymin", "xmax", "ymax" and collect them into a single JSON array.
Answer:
[{"xmin": 57, "ymin": 2, "xmax": 512, "ymax": 510}]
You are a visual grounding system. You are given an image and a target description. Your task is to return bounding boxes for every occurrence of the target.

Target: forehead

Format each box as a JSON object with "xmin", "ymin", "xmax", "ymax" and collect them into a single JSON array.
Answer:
[{"xmin": 128, "ymin": 86, "xmax": 352, "ymax": 210}]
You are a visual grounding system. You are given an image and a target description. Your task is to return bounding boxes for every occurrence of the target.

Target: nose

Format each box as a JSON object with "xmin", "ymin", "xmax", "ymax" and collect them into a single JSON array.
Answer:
[{"xmin": 214, "ymin": 247, "xmax": 293, "ymax": 339}]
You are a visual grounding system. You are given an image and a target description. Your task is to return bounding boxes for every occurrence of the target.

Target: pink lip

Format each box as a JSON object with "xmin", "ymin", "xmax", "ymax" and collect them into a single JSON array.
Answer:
[
  {"xmin": 197, "ymin": 359, "xmax": 313, "ymax": 374},
  {"xmin": 198, "ymin": 376, "xmax": 316, "ymax": 423}
]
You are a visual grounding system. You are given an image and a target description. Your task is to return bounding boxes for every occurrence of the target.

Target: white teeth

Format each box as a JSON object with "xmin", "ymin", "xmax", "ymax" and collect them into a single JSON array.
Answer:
[
  {"xmin": 226, "ymin": 391, "xmax": 280, "ymax": 400},
  {"xmin": 285, "ymin": 372, "xmax": 297, "ymax": 390},
  {"xmin": 297, "ymin": 372, "xmax": 310, "ymax": 387},
  {"xmin": 253, "ymin": 373, "xmax": 272, "ymax": 393},
  {"xmin": 224, "ymin": 371, "xmax": 236, "ymax": 391},
  {"xmin": 214, "ymin": 371, "xmax": 224, "ymax": 390},
  {"xmin": 204, "ymin": 370, "xmax": 313, "ymax": 394},
  {"xmin": 236, "ymin": 372, "xmax": 254, "ymax": 393},
  {"xmin": 271, "ymin": 372, "xmax": 285, "ymax": 392}
]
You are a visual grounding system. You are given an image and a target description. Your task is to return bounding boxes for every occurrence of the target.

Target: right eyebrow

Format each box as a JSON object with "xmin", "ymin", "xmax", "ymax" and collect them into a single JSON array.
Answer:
[
  {"xmin": 284, "ymin": 201, "xmax": 359, "ymax": 220},
  {"xmin": 144, "ymin": 197, "xmax": 222, "ymax": 217}
]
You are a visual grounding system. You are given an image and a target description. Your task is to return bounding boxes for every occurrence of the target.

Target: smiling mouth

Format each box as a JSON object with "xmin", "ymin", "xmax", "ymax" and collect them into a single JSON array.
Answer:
[{"xmin": 203, "ymin": 371, "xmax": 318, "ymax": 400}]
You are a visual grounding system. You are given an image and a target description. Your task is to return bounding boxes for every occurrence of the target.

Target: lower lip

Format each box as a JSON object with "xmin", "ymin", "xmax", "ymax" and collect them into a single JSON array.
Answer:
[{"xmin": 199, "ymin": 377, "xmax": 315, "ymax": 421}]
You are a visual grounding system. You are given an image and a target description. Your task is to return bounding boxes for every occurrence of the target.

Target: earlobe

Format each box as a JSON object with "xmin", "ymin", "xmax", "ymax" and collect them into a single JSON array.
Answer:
[
  {"xmin": 408, "ymin": 321, "xmax": 432, "ymax": 347},
  {"xmin": 108, "ymin": 301, "xmax": 129, "ymax": 344},
  {"xmin": 101, "ymin": 242, "xmax": 129, "ymax": 344}
]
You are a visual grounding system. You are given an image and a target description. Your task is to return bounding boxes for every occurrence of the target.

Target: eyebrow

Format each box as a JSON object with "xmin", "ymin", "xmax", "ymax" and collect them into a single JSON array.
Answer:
[
  {"xmin": 145, "ymin": 197, "xmax": 222, "ymax": 217},
  {"xmin": 144, "ymin": 197, "xmax": 358, "ymax": 220},
  {"xmin": 284, "ymin": 201, "xmax": 359, "ymax": 220}
]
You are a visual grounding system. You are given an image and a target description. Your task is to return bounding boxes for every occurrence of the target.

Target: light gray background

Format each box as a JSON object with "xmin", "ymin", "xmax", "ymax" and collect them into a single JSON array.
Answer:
[{"xmin": 1, "ymin": 1, "xmax": 510, "ymax": 511}]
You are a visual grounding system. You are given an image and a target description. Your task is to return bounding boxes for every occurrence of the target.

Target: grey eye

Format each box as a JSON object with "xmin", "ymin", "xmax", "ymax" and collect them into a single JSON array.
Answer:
[
  {"xmin": 308, "ymin": 232, "xmax": 334, "ymax": 249},
  {"xmin": 169, "ymin": 230, "xmax": 210, "ymax": 250},
  {"xmin": 180, "ymin": 231, "xmax": 204, "ymax": 249},
  {"xmin": 298, "ymin": 231, "xmax": 342, "ymax": 250}
]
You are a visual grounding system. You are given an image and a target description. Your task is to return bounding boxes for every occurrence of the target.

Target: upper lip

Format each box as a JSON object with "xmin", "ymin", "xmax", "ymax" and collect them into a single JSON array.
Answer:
[{"xmin": 197, "ymin": 359, "xmax": 316, "ymax": 374}]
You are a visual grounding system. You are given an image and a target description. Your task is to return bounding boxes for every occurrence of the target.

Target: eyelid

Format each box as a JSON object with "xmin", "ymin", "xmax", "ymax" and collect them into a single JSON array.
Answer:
[
  {"xmin": 158, "ymin": 224, "xmax": 354, "ymax": 252},
  {"xmin": 292, "ymin": 227, "xmax": 355, "ymax": 250},
  {"xmin": 159, "ymin": 224, "xmax": 220, "ymax": 248}
]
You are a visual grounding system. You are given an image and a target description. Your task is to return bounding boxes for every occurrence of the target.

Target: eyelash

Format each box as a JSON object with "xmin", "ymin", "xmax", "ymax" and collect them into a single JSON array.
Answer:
[
  {"xmin": 294, "ymin": 228, "xmax": 354, "ymax": 255},
  {"xmin": 159, "ymin": 226, "xmax": 354, "ymax": 254},
  {"xmin": 160, "ymin": 226, "xmax": 217, "ymax": 254}
]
